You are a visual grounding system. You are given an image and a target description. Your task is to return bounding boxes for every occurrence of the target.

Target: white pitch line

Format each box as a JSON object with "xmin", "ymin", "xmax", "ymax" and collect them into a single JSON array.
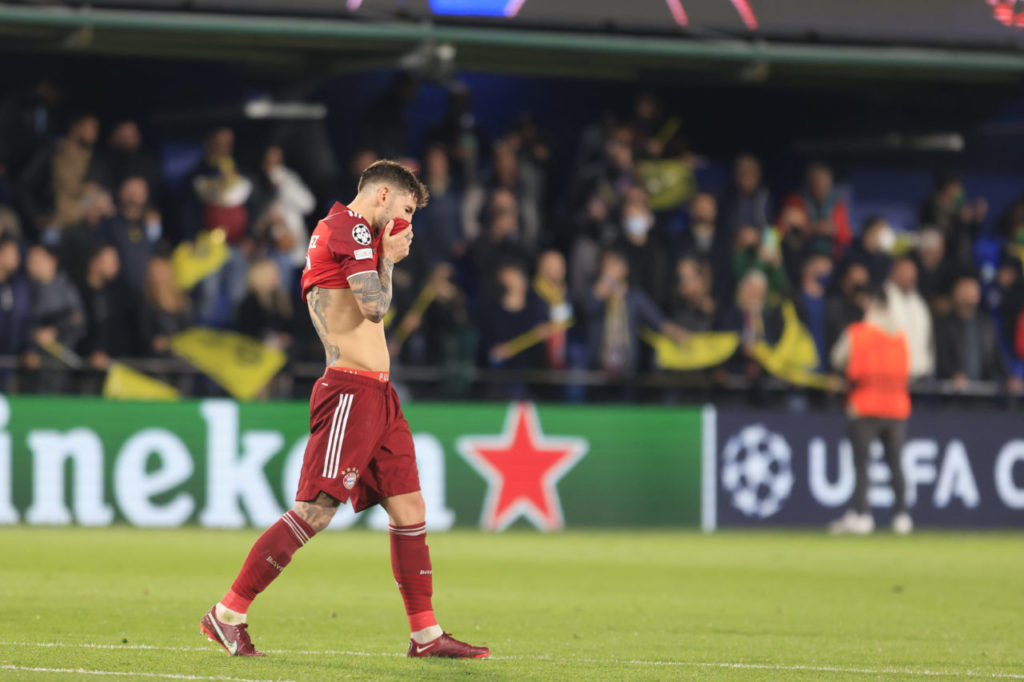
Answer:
[
  {"xmin": 2, "ymin": 641, "xmax": 1022, "ymax": 679},
  {"xmin": 0, "ymin": 665, "xmax": 290, "ymax": 682}
]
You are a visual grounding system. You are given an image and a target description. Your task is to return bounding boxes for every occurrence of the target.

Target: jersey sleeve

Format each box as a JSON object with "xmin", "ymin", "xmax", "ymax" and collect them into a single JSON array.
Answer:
[{"xmin": 326, "ymin": 218, "xmax": 378, "ymax": 281}]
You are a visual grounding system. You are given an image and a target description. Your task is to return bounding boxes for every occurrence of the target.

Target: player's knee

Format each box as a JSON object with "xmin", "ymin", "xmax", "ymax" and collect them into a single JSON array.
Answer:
[
  {"xmin": 384, "ymin": 492, "xmax": 425, "ymax": 526},
  {"xmin": 291, "ymin": 498, "xmax": 339, "ymax": 533}
]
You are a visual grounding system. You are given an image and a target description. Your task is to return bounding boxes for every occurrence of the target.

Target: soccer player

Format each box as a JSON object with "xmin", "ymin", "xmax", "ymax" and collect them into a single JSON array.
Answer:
[{"xmin": 200, "ymin": 160, "xmax": 490, "ymax": 659}]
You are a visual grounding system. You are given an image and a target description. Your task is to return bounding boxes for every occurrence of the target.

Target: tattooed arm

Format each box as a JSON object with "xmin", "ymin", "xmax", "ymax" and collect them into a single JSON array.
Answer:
[
  {"xmin": 306, "ymin": 286, "xmax": 342, "ymax": 364},
  {"xmin": 347, "ymin": 257, "xmax": 394, "ymax": 324}
]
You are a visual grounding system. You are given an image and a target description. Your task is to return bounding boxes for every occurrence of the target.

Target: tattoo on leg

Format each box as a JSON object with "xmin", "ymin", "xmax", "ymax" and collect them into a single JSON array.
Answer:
[
  {"xmin": 293, "ymin": 491, "xmax": 340, "ymax": 533},
  {"xmin": 306, "ymin": 287, "xmax": 341, "ymax": 365}
]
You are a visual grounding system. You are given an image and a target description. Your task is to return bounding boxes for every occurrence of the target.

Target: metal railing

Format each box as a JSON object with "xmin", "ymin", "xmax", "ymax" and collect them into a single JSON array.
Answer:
[{"xmin": 0, "ymin": 354, "xmax": 1018, "ymax": 409}]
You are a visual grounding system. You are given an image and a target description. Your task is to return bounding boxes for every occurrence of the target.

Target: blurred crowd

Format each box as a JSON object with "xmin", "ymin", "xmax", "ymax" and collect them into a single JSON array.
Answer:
[{"xmin": 2, "ymin": 78, "xmax": 1024, "ymax": 399}]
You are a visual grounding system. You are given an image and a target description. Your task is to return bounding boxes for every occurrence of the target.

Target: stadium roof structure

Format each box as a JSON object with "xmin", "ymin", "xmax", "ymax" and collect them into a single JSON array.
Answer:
[{"xmin": 2, "ymin": 3, "xmax": 1024, "ymax": 84}]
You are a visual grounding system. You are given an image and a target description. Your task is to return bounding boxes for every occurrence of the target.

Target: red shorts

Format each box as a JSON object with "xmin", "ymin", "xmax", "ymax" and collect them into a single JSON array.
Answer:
[{"xmin": 295, "ymin": 368, "xmax": 420, "ymax": 512}]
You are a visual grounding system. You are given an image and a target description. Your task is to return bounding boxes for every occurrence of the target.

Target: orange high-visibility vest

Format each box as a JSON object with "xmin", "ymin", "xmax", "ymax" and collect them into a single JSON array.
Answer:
[{"xmin": 846, "ymin": 321, "xmax": 911, "ymax": 419}]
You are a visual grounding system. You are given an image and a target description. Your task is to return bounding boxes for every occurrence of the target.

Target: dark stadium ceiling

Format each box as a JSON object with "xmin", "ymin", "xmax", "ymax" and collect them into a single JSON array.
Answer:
[{"xmin": 1, "ymin": 2, "xmax": 1024, "ymax": 84}]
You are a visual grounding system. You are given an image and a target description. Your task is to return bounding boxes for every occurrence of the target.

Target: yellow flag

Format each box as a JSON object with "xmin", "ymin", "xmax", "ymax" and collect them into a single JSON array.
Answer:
[
  {"xmin": 169, "ymin": 328, "xmax": 286, "ymax": 401},
  {"xmin": 171, "ymin": 228, "xmax": 230, "ymax": 290},
  {"xmin": 636, "ymin": 158, "xmax": 696, "ymax": 211},
  {"xmin": 500, "ymin": 319, "xmax": 574, "ymax": 359},
  {"xmin": 751, "ymin": 302, "xmax": 831, "ymax": 389},
  {"xmin": 642, "ymin": 329, "xmax": 740, "ymax": 370},
  {"xmin": 102, "ymin": 362, "xmax": 181, "ymax": 401}
]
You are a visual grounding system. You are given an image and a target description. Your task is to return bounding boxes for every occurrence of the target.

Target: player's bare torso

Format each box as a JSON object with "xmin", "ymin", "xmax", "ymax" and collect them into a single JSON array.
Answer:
[
  {"xmin": 300, "ymin": 203, "xmax": 393, "ymax": 373},
  {"xmin": 306, "ymin": 284, "xmax": 389, "ymax": 372}
]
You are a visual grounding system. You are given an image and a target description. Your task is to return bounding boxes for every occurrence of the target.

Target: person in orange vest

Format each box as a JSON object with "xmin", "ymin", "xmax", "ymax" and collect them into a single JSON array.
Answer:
[{"xmin": 828, "ymin": 286, "xmax": 914, "ymax": 535}]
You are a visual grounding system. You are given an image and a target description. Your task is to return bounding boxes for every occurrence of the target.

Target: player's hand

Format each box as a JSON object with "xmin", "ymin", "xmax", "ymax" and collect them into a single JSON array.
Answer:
[{"xmin": 380, "ymin": 219, "xmax": 413, "ymax": 264}]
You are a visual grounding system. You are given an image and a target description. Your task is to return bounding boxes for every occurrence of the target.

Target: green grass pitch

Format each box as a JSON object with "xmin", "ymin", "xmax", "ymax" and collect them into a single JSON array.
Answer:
[{"xmin": 1, "ymin": 527, "xmax": 1022, "ymax": 680}]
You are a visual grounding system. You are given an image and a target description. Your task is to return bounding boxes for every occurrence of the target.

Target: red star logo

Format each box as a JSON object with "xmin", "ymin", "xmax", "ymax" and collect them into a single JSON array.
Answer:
[{"xmin": 457, "ymin": 402, "xmax": 588, "ymax": 531}]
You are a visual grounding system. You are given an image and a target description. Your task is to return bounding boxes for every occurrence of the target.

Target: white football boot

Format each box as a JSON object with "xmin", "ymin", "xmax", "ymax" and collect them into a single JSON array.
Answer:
[
  {"xmin": 828, "ymin": 510, "xmax": 875, "ymax": 535},
  {"xmin": 892, "ymin": 512, "xmax": 913, "ymax": 536}
]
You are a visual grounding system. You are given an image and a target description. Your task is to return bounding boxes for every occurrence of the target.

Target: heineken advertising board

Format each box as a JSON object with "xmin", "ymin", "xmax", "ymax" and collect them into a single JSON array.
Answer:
[{"xmin": 0, "ymin": 396, "xmax": 702, "ymax": 531}]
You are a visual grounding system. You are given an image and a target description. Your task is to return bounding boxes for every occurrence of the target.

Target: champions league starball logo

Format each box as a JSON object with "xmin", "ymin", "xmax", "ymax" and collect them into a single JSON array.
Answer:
[
  {"xmin": 352, "ymin": 224, "xmax": 372, "ymax": 246},
  {"xmin": 721, "ymin": 424, "xmax": 794, "ymax": 519}
]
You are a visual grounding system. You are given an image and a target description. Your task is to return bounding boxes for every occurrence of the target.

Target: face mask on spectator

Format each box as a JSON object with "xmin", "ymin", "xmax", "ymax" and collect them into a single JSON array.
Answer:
[
  {"xmin": 693, "ymin": 224, "xmax": 714, "ymax": 252},
  {"xmin": 876, "ymin": 226, "xmax": 896, "ymax": 253},
  {"xmin": 624, "ymin": 214, "xmax": 652, "ymax": 238}
]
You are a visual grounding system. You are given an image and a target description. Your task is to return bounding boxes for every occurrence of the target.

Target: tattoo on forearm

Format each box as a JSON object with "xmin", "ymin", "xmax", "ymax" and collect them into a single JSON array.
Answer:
[
  {"xmin": 349, "ymin": 258, "xmax": 394, "ymax": 323},
  {"xmin": 307, "ymin": 286, "xmax": 341, "ymax": 365},
  {"xmin": 292, "ymin": 492, "xmax": 340, "ymax": 533}
]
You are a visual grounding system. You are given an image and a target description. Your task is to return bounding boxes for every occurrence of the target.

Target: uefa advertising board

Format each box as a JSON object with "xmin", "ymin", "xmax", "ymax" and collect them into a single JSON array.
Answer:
[
  {"xmin": 704, "ymin": 408, "xmax": 1024, "ymax": 530},
  {"xmin": 0, "ymin": 396, "xmax": 701, "ymax": 531}
]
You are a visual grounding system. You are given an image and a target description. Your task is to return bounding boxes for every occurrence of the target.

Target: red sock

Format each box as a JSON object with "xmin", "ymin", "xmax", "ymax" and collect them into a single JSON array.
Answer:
[
  {"xmin": 390, "ymin": 523, "xmax": 437, "ymax": 631},
  {"xmin": 221, "ymin": 510, "xmax": 315, "ymax": 614}
]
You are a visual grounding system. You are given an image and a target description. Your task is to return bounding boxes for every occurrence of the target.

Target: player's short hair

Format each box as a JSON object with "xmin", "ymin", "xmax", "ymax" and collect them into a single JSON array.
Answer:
[{"xmin": 358, "ymin": 160, "xmax": 430, "ymax": 208}]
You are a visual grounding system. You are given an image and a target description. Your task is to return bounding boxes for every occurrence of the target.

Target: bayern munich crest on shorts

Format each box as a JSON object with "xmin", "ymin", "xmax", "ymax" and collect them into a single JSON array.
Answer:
[
  {"xmin": 352, "ymin": 224, "xmax": 372, "ymax": 246},
  {"xmin": 341, "ymin": 467, "xmax": 360, "ymax": 490}
]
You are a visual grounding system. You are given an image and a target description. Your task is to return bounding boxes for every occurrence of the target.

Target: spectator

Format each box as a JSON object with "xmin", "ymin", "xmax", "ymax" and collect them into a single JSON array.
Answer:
[
  {"xmin": 936, "ymin": 275, "xmax": 1007, "ymax": 390},
  {"xmin": 190, "ymin": 127, "xmax": 252, "ymax": 324},
  {"xmin": 426, "ymin": 82, "xmax": 488, "ymax": 186},
  {"xmin": 88, "ymin": 120, "xmax": 162, "ymax": 196},
  {"xmin": 668, "ymin": 256, "xmax": 716, "ymax": 333},
  {"xmin": 417, "ymin": 264, "xmax": 477, "ymax": 397},
  {"xmin": 463, "ymin": 138, "xmax": 541, "ymax": 249},
  {"xmin": 237, "ymin": 259, "xmax": 293, "ymax": 350},
  {"xmin": 415, "ymin": 144, "xmax": 465, "ymax": 265},
  {"xmin": 254, "ymin": 145, "xmax": 315, "ymax": 290},
  {"xmin": 617, "ymin": 185, "xmax": 670, "ymax": 306},
  {"xmin": 884, "ymin": 257, "xmax": 934, "ymax": 379},
  {"xmin": 680, "ymin": 192, "xmax": 720, "ymax": 261},
  {"xmin": 919, "ymin": 171, "xmax": 985, "ymax": 271},
  {"xmin": 191, "ymin": 127, "xmax": 252, "ymax": 245},
  {"xmin": 0, "ymin": 237, "xmax": 31, "ymax": 381},
  {"xmin": 575, "ymin": 125, "xmax": 636, "ymax": 220},
  {"xmin": 532, "ymin": 250, "xmax": 572, "ymax": 369},
  {"xmin": 730, "ymin": 224, "xmax": 789, "ymax": 299},
  {"xmin": 778, "ymin": 203, "xmax": 813, "ymax": 287},
  {"xmin": 915, "ymin": 227, "xmax": 952, "ymax": 312},
  {"xmin": 992, "ymin": 253, "xmax": 1024, "ymax": 353},
  {"xmin": 466, "ymin": 188, "xmax": 531, "ymax": 298},
  {"xmin": 567, "ymin": 192, "xmax": 617, "ymax": 304},
  {"xmin": 341, "ymin": 148, "xmax": 379, "ymax": 200},
  {"xmin": 21, "ymin": 113, "xmax": 100, "ymax": 232},
  {"xmin": 630, "ymin": 92, "xmax": 670, "ymax": 159},
  {"xmin": 719, "ymin": 154, "xmax": 772, "ymax": 239},
  {"xmin": 476, "ymin": 261, "xmax": 548, "ymax": 370},
  {"xmin": 506, "ymin": 113, "xmax": 551, "ymax": 215},
  {"xmin": 494, "ymin": 138, "xmax": 541, "ymax": 249},
  {"xmin": 846, "ymin": 215, "xmax": 895, "ymax": 285},
  {"xmin": 795, "ymin": 253, "xmax": 834, "ymax": 370},
  {"xmin": 585, "ymin": 249, "xmax": 686, "ymax": 376},
  {"xmin": 140, "ymin": 256, "xmax": 193, "ymax": 356},
  {"xmin": 996, "ymin": 195, "xmax": 1024, "ymax": 246},
  {"xmin": 826, "ymin": 262, "xmax": 869, "ymax": 352},
  {"xmin": 779, "ymin": 162, "xmax": 852, "ymax": 255},
  {"xmin": 79, "ymin": 244, "xmax": 133, "ymax": 371},
  {"xmin": 718, "ymin": 269, "xmax": 784, "ymax": 375},
  {"xmin": 101, "ymin": 176, "xmax": 161, "ymax": 300},
  {"xmin": 0, "ymin": 79, "xmax": 62, "ymax": 182},
  {"xmin": 57, "ymin": 183, "xmax": 114, "ymax": 290},
  {"xmin": 25, "ymin": 244, "xmax": 85, "ymax": 362},
  {"xmin": 0, "ymin": 204, "xmax": 23, "ymax": 240}
]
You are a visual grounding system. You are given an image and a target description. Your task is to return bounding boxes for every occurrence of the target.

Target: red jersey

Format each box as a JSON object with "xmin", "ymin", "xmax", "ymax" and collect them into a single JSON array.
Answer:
[{"xmin": 301, "ymin": 202, "xmax": 380, "ymax": 299}]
